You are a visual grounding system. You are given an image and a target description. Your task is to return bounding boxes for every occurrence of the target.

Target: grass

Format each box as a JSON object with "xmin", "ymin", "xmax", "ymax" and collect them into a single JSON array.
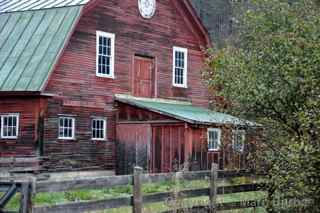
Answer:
[{"xmin": 1, "ymin": 177, "xmax": 267, "ymax": 212}]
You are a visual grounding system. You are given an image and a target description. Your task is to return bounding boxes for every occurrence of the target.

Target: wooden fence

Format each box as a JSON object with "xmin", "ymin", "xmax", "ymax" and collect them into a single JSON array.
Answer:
[{"xmin": 0, "ymin": 164, "xmax": 265, "ymax": 213}]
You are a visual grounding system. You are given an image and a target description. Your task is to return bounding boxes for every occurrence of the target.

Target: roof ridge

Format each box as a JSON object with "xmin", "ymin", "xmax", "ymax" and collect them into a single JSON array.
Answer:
[
  {"xmin": 0, "ymin": 0, "xmax": 90, "ymax": 14},
  {"xmin": 0, "ymin": 4, "xmax": 85, "ymax": 14}
]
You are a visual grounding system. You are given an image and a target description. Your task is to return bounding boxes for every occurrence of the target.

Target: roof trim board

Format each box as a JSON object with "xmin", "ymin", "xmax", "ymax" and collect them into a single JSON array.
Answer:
[{"xmin": 179, "ymin": 0, "xmax": 212, "ymax": 48}]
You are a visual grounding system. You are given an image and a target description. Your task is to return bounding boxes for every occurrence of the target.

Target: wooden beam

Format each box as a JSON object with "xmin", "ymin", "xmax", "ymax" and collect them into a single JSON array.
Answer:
[
  {"xmin": 35, "ymin": 175, "xmax": 132, "ymax": 193},
  {"xmin": 117, "ymin": 120, "xmax": 182, "ymax": 124},
  {"xmin": 133, "ymin": 167, "xmax": 143, "ymax": 213},
  {"xmin": 33, "ymin": 197, "xmax": 132, "ymax": 213},
  {"xmin": 210, "ymin": 163, "xmax": 218, "ymax": 212},
  {"xmin": 35, "ymin": 170, "xmax": 261, "ymax": 193},
  {"xmin": 19, "ymin": 183, "xmax": 32, "ymax": 213},
  {"xmin": 0, "ymin": 184, "xmax": 18, "ymax": 210}
]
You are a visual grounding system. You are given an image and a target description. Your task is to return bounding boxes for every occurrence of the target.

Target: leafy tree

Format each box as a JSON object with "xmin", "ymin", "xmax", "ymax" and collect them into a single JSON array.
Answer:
[{"xmin": 203, "ymin": 0, "xmax": 320, "ymax": 211}]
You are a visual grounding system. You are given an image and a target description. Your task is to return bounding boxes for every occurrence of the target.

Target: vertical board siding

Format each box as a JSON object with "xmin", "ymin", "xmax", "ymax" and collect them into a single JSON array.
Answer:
[
  {"xmin": 116, "ymin": 123, "xmax": 151, "ymax": 174},
  {"xmin": 151, "ymin": 125, "xmax": 185, "ymax": 173},
  {"xmin": 190, "ymin": 126, "xmax": 258, "ymax": 170}
]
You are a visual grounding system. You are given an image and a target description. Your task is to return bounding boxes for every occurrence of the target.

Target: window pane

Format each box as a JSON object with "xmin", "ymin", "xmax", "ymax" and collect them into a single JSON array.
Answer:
[
  {"xmin": 8, "ymin": 117, "xmax": 12, "ymax": 126},
  {"xmin": 3, "ymin": 117, "xmax": 8, "ymax": 126},
  {"xmin": 68, "ymin": 129, "xmax": 72, "ymax": 138},
  {"xmin": 99, "ymin": 36, "xmax": 102, "ymax": 45},
  {"xmin": 11, "ymin": 117, "xmax": 16, "ymax": 126},
  {"xmin": 12, "ymin": 127, "xmax": 17, "ymax": 136},
  {"xmin": 3, "ymin": 126, "xmax": 8, "ymax": 137}
]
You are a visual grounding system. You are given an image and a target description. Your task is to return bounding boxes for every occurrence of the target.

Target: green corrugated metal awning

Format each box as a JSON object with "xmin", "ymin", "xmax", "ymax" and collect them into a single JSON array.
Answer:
[
  {"xmin": 0, "ymin": 6, "xmax": 83, "ymax": 91},
  {"xmin": 115, "ymin": 94, "xmax": 257, "ymax": 126}
]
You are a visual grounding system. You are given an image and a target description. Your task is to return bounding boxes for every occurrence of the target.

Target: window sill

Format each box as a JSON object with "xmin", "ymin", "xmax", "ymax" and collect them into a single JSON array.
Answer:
[
  {"xmin": 96, "ymin": 74, "xmax": 115, "ymax": 79},
  {"xmin": 1, "ymin": 137, "xmax": 18, "ymax": 140},
  {"xmin": 208, "ymin": 149, "xmax": 220, "ymax": 152},
  {"xmin": 172, "ymin": 84, "xmax": 188, "ymax": 89},
  {"xmin": 91, "ymin": 139, "xmax": 107, "ymax": 142},
  {"xmin": 58, "ymin": 138, "xmax": 76, "ymax": 141}
]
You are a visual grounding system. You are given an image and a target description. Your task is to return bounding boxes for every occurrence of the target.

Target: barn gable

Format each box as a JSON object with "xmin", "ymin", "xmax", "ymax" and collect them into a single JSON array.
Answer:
[{"xmin": 0, "ymin": 0, "xmax": 211, "ymax": 93}]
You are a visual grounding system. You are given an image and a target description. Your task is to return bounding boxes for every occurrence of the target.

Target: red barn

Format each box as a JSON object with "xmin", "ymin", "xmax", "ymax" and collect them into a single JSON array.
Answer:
[{"xmin": 0, "ymin": 0, "xmax": 258, "ymax": 174}]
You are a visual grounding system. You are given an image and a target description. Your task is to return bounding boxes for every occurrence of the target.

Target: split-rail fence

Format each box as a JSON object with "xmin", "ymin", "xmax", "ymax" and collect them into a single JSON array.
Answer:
[{"xmin": 0, "ymin": 164, "xmax": 265, "ymax": 213}]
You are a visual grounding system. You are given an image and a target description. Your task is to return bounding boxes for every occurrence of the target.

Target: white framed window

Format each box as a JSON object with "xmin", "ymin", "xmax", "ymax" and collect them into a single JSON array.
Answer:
[
  {"xmin": 1, "ymin": 114, "xmax": 19, "ymax": 139},
  {"xmin": 58, "ymin": 117, "xmax": 75, "ymax": 140},
  {"xmin": 207, "ymin": 128, "xmax": 221, "ymax": 151},
  {"xmin": 92, "ymin": 118, "xmax": 106, "ymax": 140},
  {"xmin": 232, "ymin": 130, "xmax": 245, "ymax": 152},
  {"xmin": 96, "ymin": 31, "xmax": 115, "ymax": 78},
  {"xmin": 172, "ymin": 46, "xmax": 188, "ymax": 88}
]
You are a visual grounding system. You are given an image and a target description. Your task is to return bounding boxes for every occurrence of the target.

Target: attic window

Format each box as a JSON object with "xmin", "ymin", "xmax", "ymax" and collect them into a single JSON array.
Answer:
[
  {"xmin": 96, "ymin": 31, "xmax": 115, "ymax": 78},
  {"xmin": 172, "ymin": 46, "xmax": 188, "ymax": 88},
  {"xmin": 1, "ymin": 114, "xmax": 19, "ymax": 139}
]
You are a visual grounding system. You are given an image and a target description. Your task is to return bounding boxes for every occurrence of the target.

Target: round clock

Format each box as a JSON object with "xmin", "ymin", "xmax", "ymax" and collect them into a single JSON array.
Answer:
[{"xmin": 138, "ymin": 0, "xmax": 156, "ymax": 19}]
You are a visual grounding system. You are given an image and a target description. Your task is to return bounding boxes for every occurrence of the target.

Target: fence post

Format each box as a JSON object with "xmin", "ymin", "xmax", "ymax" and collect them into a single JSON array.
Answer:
[
  {"xmin": 19, "ymin": 182, "xmax": 32, "ymax": 213},
  {"xmin": 209, "ymin": 163, "xmax": 218, "ymax": 213},
  {"xmin": 133, "ymin": 167, "xmax": 143, "ymax": 213}
]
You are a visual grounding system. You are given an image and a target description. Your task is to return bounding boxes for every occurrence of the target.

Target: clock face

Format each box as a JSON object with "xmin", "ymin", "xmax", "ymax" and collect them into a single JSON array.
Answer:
[{"xmin": 138, "ymin": 0, "xmax": 156, "ymax": 19}]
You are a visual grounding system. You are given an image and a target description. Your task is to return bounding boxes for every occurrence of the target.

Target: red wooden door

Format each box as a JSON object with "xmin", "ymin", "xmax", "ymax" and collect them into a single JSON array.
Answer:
[
  {"xmin": 151, "ymin": 125, "xmax": 185, "ymax": 173},
  {"xmin": 133, "ymin": 56, "xmax": 154, "ymax": 98}
]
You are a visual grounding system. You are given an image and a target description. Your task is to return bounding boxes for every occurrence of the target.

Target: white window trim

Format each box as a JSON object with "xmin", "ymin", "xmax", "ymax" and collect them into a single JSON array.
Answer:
[
  {"xmin": 0, "ymin": 113, "xmax": 19, "ymax": 139},
  {"xmin": 96, "ymin": 31, "xmax": 115, "ymax": 79},
  {"xmin": 91, "ymin": 118, "xmax": 107, "ymax": 141},
  {"xmin": 232, "ymin": 129, "xmax": 245, "ymax": 152},
  {"xmin": 172, "ymin": 46, "xmax": 188, "ymax": 88},
  {"xmin": 207, "ymin": 128, "xmax": 221, "ymax": 151},
  {"xmin": 58, "ymin": 117, "xmax": 75, "ymax": 140}
]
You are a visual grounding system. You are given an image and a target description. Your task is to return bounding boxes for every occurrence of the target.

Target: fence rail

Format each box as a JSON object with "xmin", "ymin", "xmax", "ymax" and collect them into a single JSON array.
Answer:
[{"xmin": 0, "ymin": 164, "xmax": 265, "ymax": 213}]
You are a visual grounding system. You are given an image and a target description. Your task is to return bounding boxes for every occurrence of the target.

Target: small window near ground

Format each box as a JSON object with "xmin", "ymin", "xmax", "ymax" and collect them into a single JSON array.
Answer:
[
  {"xmin": 233, "ymin": 130, "xmax": 245, "ymax": 152},
  {"xmin": 172, "ymin": 46, "xmax": 188, "ymax": 88},
  {"xmin": 96, "ymin": 31, "xmax": 115, "ymax": 78},
  {"xmin": 92, "ymin": 118, "xmax": 106, "ymax": 140},
  {"xmin": 207, "ymin": 128, "xmax": 221, "ymax": 151},
  {"xmin": 1, "ymin": 114, "xmax": 19, "ymax": 139},
  {"xmin": 58, "ymin": 117, "xmax": 75, "ymax": 140}
]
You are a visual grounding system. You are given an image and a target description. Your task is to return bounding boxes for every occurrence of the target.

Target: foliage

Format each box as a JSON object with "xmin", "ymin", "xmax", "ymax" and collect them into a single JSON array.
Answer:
[{"xmin": 203, "ymin": 0, "xmax": 320, "ymax": 211}]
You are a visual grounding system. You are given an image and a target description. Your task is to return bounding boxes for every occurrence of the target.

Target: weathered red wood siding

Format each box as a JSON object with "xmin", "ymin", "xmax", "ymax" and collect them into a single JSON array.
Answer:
[
  {"xmin": 190, "ymin": 126, "xmax": 259, "ymax": 170},
  {"xmin": 151, "ymin": 124, "xmax": 186, "ymax": 173},
  {"xmin": 116, "ymin": 123, "xmax": 151, "ymax": 174},
  {"xmin": 42, "ymin": 0, "xmax": 211, "ymax": 171},
  {"xmin": 0, "ymin": 96, "xmax": 47, "ymax": 158},
  {"xmin": 42, "ymin": 99, "xmax": 115, "ymax": 171}
]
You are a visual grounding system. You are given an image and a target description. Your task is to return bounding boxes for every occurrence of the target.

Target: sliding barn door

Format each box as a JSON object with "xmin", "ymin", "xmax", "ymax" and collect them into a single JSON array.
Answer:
[{"xmin": 151, "ymin": 125, "xmax": 185, "ymax": 173}]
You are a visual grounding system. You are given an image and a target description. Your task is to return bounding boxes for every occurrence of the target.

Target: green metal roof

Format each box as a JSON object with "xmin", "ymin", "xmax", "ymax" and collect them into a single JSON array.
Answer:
[
  {"xmin": 115, "ymin": 94, "xmax": 257, "ymax": 126},
  {"xmin": 0, "ymin": 6, "xmax": 83, "ymax": 91}
]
